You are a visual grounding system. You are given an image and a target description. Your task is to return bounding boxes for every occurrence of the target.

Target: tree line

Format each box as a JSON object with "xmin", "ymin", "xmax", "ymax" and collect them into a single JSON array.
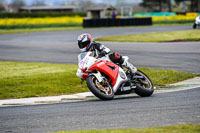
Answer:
[
  {"xmin": 1, "ymin": 0, "xmax": 200, "ymax": 12},
  {"xmin": 140, "ymin": 0, "xmax": 200, "ymax": 12}
]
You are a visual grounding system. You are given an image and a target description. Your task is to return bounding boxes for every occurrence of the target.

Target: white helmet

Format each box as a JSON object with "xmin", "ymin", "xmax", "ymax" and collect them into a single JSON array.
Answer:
[{"xmin": 77, "ymin": 33, "xmax": 92, "ymax": 52}]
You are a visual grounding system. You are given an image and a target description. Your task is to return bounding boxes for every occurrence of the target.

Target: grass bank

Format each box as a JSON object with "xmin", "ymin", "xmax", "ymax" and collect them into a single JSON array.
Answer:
[
  {"xmin": 0, "ymin": 23, "xmax": 193, "ymax": 35},
  {"xmin": 0, "ymin": 61, "xmax": 198, "ymax": 100},
  {"xmin": 0, "ymin": 26, "xmax": 83, "ymax": 34},
  {"xmin": 55, "ymin": 124, "xmax": 200, "ymax": 133},
  {"xmin": 95, "ymin": 30, "xmax": 200, "ymax": 42}
]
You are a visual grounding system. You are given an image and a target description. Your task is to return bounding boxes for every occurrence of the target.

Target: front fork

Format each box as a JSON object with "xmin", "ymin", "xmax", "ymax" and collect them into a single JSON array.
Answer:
[{"xmin": 89, "ymin": 71, "xmax": 104, "ymax": 83}]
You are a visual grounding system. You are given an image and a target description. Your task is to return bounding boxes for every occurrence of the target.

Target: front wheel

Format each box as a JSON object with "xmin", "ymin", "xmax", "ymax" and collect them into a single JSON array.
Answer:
[
  {"xmin": 87, "ymin": 75, "xmax": 114, "ymax": 100},
  {"xmin": 134, "ymin": 70, "xmax": 154, "ymax": 97}
]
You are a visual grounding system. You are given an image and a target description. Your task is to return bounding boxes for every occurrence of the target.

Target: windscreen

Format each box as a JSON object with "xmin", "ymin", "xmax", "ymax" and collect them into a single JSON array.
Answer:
[{"xmin": 78, "ymin": 52, "xmax": 88, "ymax": 64}]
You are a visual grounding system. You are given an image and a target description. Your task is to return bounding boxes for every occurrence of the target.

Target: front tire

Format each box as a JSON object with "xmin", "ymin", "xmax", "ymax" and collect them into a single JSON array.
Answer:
[
  {"xmin": 87, "ymin": 75, "xmax": 114, "ymax": 100},
  {"xmin": 134, "ymin": 70, "xmax": 154, "ymax": 97}
]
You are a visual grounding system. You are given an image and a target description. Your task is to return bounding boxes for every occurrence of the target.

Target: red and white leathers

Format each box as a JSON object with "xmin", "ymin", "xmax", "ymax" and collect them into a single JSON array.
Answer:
[
  {"xmin": 195, "ymin": 16, "xmax": 200, "ymax": 25},
  {"xmin": 85, "ymin": 41, "xmax": 137, "ymax": 74},
  {"xmin": 77, "ymin": 33, "xmax": 137, "ymax": 74},
  {"xmin": 193, "ymin": 16, "xmax": 200, "ymax": 29}
]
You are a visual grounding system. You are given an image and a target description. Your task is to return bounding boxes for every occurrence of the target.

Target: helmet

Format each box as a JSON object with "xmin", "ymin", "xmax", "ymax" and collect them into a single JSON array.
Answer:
[{"xmin": 77, "ymin": 33, "xmax": 92, "ymax": 52}]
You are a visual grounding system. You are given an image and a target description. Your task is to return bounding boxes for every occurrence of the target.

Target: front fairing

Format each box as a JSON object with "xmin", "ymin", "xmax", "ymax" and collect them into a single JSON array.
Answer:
[
  {"xmin": 77, "ymin": 51, "xmax": 97, "ymax": 78},
  {"xmin": 78, "ymin": 52, "xmax": 97, "ymax": 69},
  {"xmin": 88, "ymin": 61, "xmax": 120, "ymax": 86},
  {"xmin": 76, "ymin": 52, "xmax": 128, "ymax": 93}
]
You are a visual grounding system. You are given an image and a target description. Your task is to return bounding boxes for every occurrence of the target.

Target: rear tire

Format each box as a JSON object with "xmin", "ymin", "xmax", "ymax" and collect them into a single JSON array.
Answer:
[
  {"xmin": 134, "ymin": 70, "xmax": 154, "ymax": 97},
  {"xmin": 87, "ymin": 75, "xmax": 114, "ymax": 100},
  {"xmin": 193, "ymin": 23, "xmax": 197, "ymax": 29}
]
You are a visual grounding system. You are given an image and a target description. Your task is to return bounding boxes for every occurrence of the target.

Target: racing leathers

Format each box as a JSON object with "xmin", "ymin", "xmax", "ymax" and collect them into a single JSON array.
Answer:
[
  {"xmin": 88, "ymin": 41, "xmax": 137, "ymax": 74},
  {"xmin": 193, "ymin": 16, "xmax": 200, "ymax": 29}
]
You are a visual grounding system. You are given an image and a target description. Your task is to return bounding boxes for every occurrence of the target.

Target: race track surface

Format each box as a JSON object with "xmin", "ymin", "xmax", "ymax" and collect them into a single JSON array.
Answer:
[
  {"xmin": 0, "ymin": 88, "xmax": 199, "ymax": 133},
  {"xmin": 0, "ymin": 25, "xmax": 199, "ymax": 73}
]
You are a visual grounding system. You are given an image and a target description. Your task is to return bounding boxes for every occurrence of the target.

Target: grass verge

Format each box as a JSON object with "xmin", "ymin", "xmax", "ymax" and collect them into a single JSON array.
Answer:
[
  {"xmin": 0, "ymin": 23, "xmax": 194, "ymax": 35},
  {"xmin": 0, "ymin": 26, "xmax": 83, "ymax": 34},
  {"xmin": 55, "ymin": 124, "xmax": 200, "ymax": 133},
  {"xmin": 0, "ymin": 23, "xmax": 82, "ymax": 29},
  {"xmin": 95, "ymin": 30, "xmax": 200, "ymax": 42},
  {"xmin": 153, "ymin": 23, "xmax": 193, "ymax": 26},
  {"xmin": 0, "ymin": 61, "xmax": 198, "ymax": 100}
]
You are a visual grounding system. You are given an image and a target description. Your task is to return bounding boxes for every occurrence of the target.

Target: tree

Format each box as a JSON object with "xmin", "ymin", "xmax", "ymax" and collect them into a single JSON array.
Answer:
[
  {"xmin": 190, "ymin": 0, "xmax": 199, "ymax": 12},
  {"xmin": 10, "ymin": 0, "xmax": 25, "ymax": 10},
  {"xmin": 75, "ymin": 0, "xmax": 95, "ymax": 11},
  {"xmin": 140, "ymin": 0, "xmax": 172, "ymax": 12},
  {"xmin": 0, "ymin": 0, "xmax": 6, "ymax": 12},
  {"xmin": 175, "ymin": 0, "xmax": 200, "ymax": 12},
  {"xmin": 32, "ymin": 0, "xmax": 45, "ymax": 6},
  {"xmin": 167, "ymin": 0, "xmax": 172, "ymax": 12}
]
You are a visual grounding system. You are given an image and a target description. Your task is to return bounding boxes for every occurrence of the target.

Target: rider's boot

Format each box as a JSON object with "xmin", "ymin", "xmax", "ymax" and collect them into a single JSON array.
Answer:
[
  {"xmin": 193, "ymin": 23, "xmax": 197, "ymax": 29},
  {"xmin": 122, "ymin": 60, "xmax": 137, "ymax": 74}
]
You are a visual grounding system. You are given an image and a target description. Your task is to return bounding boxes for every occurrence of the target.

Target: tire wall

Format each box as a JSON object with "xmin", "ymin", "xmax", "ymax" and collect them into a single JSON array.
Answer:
[{"xmin": 83, "ymin": 18, "xmax": 152, "ymax": 27}]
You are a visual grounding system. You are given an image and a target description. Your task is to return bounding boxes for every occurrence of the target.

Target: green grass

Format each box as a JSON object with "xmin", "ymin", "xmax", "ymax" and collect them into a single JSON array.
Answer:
[
  {"xmin": 95, "ymin": 30, "xmax": 200, "ymax": 42},
  {"xmin": 55, "ymin": 124, "xmax": 200, "ymax": 133},
  {"xmin": 153, "ymin": 23, "xmax": 193, "ymax": 26},
  {"xmin": 0, "ymin": 23, "xmax": 82, "ymax": 29},
  {"xmin": 0, "ymin": 61, "xmax": 88, "ymax": 99},
  {"xmin": 0, "ymin": 22, "xmax": 194, "ymax": 35},
  {"xmin": 0, "ymin": 26, "xmax": 83, "ymax": 34},
  {"xmin": 0, "ymin": 61, "xmax": 198, "ymax": 100},
  {"xmin": 137, "ymin": 67, "xmax": 197, "ymax": 86},
  {"xmin": 153, "ymin": 20, "xmax": 194, "ymax": 25}
]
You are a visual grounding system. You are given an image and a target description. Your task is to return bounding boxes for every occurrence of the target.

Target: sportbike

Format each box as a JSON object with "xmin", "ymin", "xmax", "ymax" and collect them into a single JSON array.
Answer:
[{"xmin": 76, "ymin": 51, "xmax": 154, "ymax": 100}]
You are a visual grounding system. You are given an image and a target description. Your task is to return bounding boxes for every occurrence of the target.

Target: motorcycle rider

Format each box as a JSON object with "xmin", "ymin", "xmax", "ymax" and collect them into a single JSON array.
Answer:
[
  {"xmin": 193, "ymin": 15, "xmax": 200, "ymax": 29},
  {"xmin": 77, "ymin": 33, "xmax": 137, "ymax": 74}
]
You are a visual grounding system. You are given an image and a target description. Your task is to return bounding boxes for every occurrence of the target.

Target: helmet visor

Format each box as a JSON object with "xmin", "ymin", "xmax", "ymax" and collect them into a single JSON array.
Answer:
[{"xmin": 78, "ymin": 41, "xmax": 84, "ymax": 49}]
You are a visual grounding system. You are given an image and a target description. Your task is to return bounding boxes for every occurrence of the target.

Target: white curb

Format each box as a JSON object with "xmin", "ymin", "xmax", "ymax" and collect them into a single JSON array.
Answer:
[{"xmin": 0, "ymin": 77, "xmax": 199, "ymax": 107}]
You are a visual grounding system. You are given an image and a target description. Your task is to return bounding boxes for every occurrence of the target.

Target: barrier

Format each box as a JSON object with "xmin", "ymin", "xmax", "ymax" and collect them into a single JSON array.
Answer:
[
  {"xmin": 83, "ymin": 18, "xmax": 152, "ymax": 27},
  {"xmin": 133, "ymin": 12, "xmax": 176, "ymax": 17},
  {"xmin": 133, "ymin": 12, "xmax": 200, "ymax": 17}
]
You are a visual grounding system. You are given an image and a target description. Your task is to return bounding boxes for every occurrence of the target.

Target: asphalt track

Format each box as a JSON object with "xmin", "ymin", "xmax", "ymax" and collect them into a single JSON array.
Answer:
[
  {"xmin": 0, "ymin": 25, "xmax": 199, "ymax": 73},
  {"xmin": 0, "ymin": 88, "xmax": 199, "ymax": 132},
  {"xmin": 0, "ymin": 25, "xmax": 200, "ymax": 132}
]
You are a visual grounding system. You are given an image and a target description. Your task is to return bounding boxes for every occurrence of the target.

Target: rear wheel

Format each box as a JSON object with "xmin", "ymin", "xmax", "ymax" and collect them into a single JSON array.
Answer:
[
  {"xmin": 87, "ymin": 75, "xmax": 114, "ymax": 100},
  {"xmin": 134, "ymin": 70, "xmax": 154, "ymax": 97}
]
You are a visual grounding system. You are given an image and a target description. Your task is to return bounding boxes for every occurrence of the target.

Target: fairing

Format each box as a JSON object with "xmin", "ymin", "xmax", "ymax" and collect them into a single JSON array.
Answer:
[{"xmin": 88, "ymin": 61, "xmax": 119, "ymax": 86}]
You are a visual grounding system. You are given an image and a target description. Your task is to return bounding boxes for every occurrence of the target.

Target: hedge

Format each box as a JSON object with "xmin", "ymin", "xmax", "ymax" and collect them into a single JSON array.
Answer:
[
  {"xmin": 0, "ymin": 12, "xmax": 86, "ymax": 18},
  {"xmin": 153, "ymin": 20, "xmax": 194, "ymax": 24}
]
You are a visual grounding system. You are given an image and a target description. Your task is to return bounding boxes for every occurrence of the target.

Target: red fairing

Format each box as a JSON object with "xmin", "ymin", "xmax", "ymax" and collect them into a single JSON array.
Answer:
[
  {"xmin": 88, "ymin": 61, "xmax": 119, "ymax": 86},
  {"xmin": 82, "ymin": 74, "xmax": 88, "ymax": 80}
]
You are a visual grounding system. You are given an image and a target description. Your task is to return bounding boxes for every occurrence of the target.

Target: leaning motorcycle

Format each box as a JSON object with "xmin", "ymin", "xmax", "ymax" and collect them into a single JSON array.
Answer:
[
  {"xmin": 76, "ymin": 51, "xmax": 154, "ymax": 100},
  {"xmin": 193, "ymin": 16, "xmax": 200, "ymax": 29}
]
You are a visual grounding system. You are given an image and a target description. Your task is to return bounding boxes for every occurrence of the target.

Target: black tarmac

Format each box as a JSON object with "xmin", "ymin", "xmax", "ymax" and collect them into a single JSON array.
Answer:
[
  {"xmin": 0, "ymin": 88, "xmax": 199, "ymax": 133},
  {"xmin": 0, "ymin": 25, "xmax": 199, "ymax": 73}
]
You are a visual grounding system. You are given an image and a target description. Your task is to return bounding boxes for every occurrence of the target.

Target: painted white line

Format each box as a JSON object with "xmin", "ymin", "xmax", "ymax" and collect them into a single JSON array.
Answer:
[{"xmin": 0, "ymin": 86, "xmax": 199, "ymax": 107}]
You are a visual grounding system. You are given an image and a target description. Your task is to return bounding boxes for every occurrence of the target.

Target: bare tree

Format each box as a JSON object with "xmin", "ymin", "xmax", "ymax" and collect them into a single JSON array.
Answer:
[
  {"xmin": 0, "ymin": 0, "xmax": 6, "ymax": 12},
  {"xmin": 32, "ymin": 0, "xmax": 45, "ymax": 6},
  {"xmin": 190, "ymin": 0, "xmax": 199, "ymax": 12},
  {"xmin": 140, "ymin": 0, "xmax": 172, "ymax": 12},
  {"xmin": 175, "ymin": 0, "xmax": 200, "ymax": 12},
  {"xmin": 10, "ymin": 0, "xmax": 25, "ymax": 11},
  {"xmin": 77, "ymin": 0, "xmax": 95, "ymax": 11},
  {"xmin": 168, "ymin": 0, "xmax": 172, "ymax": 12}
]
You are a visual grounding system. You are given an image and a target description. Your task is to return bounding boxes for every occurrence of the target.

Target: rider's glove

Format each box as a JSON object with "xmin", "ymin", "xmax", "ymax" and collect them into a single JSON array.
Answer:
[{"xmin": 98, "ymin": 51, "xmax": 107, "ymax": 58}]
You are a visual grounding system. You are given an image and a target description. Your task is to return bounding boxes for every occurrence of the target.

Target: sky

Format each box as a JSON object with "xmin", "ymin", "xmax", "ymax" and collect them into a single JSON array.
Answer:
[{"xmin": 3, "ymin": 0, "xmax": 142, "ymax": 6}]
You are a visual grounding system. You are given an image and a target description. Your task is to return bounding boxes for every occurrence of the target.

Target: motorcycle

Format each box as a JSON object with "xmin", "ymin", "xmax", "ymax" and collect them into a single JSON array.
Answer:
[
  {"xmin": 76, "ymin": 51, "xmax": 154, "ymax": 100},
  {"xmin": 193, "ymin": 16, "xmax": 200, "ymax": 29}
]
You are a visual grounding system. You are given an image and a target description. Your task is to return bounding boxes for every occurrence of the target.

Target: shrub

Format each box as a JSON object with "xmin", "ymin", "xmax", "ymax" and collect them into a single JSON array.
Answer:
[{"xmin": 0, "ymin": 12, "xmax": 86, "ymax": 18}]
